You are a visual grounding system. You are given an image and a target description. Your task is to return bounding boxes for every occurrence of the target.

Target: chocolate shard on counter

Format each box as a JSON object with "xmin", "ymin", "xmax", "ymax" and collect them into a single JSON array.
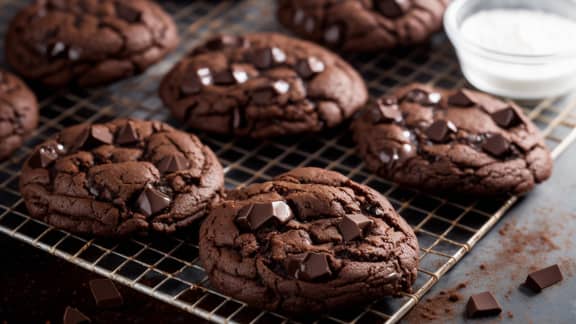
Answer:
[
  {"xmin": 524, "ymin": 264, "xmax": 563, "ymax": 293},
  {"xmin": 466, "ymin": 291, "xmax": 502, "ymax": 318},
  {"xmin": 89, "ymin": 278, "xmax": 124, "ymax": 308},
  {"xmin": 63, "ymin": 306, "xmax": 91, "ymax": 324}
]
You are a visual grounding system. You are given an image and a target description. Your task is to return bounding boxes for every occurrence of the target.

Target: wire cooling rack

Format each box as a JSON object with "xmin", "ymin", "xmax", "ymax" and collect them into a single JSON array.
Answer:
[{"xmin": 1, "ymin": 1, "xmax": 576, "ymax": 323}]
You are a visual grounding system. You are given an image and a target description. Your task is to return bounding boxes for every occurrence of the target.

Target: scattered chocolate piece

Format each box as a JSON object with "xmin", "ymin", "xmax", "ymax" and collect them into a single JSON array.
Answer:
[
  {"xmin": 295, "ymin": 57, "xmax": 325, "ymax": 79},
  {"xmin": 338, "ymin": 214, "xmax": 373, "ymax": 241},
  {"xmin": 524, "ymin": 264, "xmax": 563, "ymax": 293},
  {"xmin": 466, "ymin": 292, "xmax": 502, "ymax": 318},
  {"xmin": 492, "ymin": 107, "xmax": 521, "ymax": 128},
  {"xmin": 63, "ymin": 306, "xmax": 91, "ymax": 324},
  {"xmin": 157, "ymin": 154, "xmax": 189, "ymax": 174},
  {"xmin": 376, "ymin": 98, "xmax": 403, "ymax": 123},
  {"xmin": 426, "ymin": 120, "xmax": 458, "ymax": 143},
  {"xmin": 251, "ymin": 47, "xmax": 286, "ymax": 69},
  {"xmin": 482, "ymin": 134, "xmax": 510, "ymax": 157},
  {"xmin": 251, "ymin": 80, "xmax": 290, "ymax": 105},
  {"xmin": 235, "ymin": 201, "xmax": 294, "ymax": 230},
  {"xmin": 298, "ymin": 253, "xmax": 332, "ymax": 281},
  {"xmin": 116, "ymin": 121, "xmax": 139, "ymax": 145},
  {"xmin": 115, "ymin": 3, "xmax": 142, "ymax": 23},
  {"xmin": 447, "ymin": 90, "xmax": 476, "ymax": 107},
  {"xmin": 89, "ymin": 278, "xmax": 124, "ymax": 308},
  {"xmin": 136, "ymin": 184, "xmax": 171, "ymax": 216},
  {"xmin": 376, "ymin": 0, "xmax": 411, "ymax": 18}
]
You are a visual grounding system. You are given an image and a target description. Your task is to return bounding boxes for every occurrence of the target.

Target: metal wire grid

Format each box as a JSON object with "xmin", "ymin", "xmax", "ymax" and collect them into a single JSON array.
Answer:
[{"xmin": 1, "ymin": 0, "xmax": 576, "ymax": 323}]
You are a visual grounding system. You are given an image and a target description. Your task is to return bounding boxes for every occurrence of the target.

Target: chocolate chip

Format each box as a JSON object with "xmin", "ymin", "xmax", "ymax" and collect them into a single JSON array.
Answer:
[
  {"xmin": 68, "ymin": 48, "xmax": 81, "ymax": 61},
  {"xmin": 90, "ymin": 125, "xmax": 114, "ymax": 145},
  {"xmin": 48, "ymin": 42, "xmax": 67, "ymax": 58},
  {"xmin": 324, "ymin": 24, "xmax": 343, "ymax": 45},
  {"xmin": 284, "ymin": 253, "xmax": 307, "ymax": 278},
  {"xmin": 29, "ymin": 144, "xmax": 63, "ymax": 168},
  {"xmin": 213, "ymin": 65, "xmax": 249, "ymax": 85},
  {"xmin": 298, "ymin": 253, "xmax": 332, "ymax": 281},
  {"xmin": 404, "ymin": 89, "xmax": 441, "ymax": 106},
  {"xmin": 252, "ymin": 80, "xmax": 290, "ymax": 105},
  {"xmin": 136, "ymin": 185, "xmax": 171, "ymax": 216},
  {"xmin": 89, "ymin": 279, "xmax": 124, "ymax": 308},
  {"xmin": 115, "ymin": 3, "xmax": 142, "ymax": 23},
  {"xmin": 235, "ymin": 201, "xmax": 294, "ymax": 230},
  {"xmin": 379, "ymin": 147, "xmax": 400, "ymax": 164},
  {"xmin": 295, "ymin": 57, "xmax": 325, "ymax": 79},
  {"xmin": 338, "ymin": 214, "xmax": 373, "ymax": 241},
  {"xmin": 63, "ymin": 306, "xmax": 91, "ymax": 324},
  {"xmin": 250, "ymin": 47, "xmax": 286, "ymax": 69},
  {"xmin": 180, "ymin": 67, "xmax": 213, "ymax": 96},
  {"xmin": 492, "ymin": 107, "xmax": 521, "ymax": 128},
  {"xmin": 116, "ymin": 121, "xmax": 139, "ymax": 144},
  {"xmin": 482, "ymin": 134, "xmax": 510, "ymax": 157},
  {"xmin": 376, "ymin": 98, "xmax": 403, "ymax": 123},
  {"xmin": 426, "ymin": 120, "xmax": 458, "ymax": 143},
  {"xmin": 448, "ymin": 90, "xmax": 476, "ymax": 107},
  {"xmin": 375, "ymin": 0, "xmax": 411, "ymax": 18},
  {"xmin": 157, "ymin": 154, "xmax": 189, "ymax": 174},
  {"xmin": 524, "ymin": 264, "xmax": 563, "ymax": 293},
  {"xmin": 466, "ymin": 292, "xmax": 502, "ymax": 318},
  {"xmin": 204, "ymin": 35, "xmax": 245, "ymax": 51}
]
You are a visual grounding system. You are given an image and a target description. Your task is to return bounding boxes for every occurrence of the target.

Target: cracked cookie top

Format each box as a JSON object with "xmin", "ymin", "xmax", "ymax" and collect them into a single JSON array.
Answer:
[
  {"xmin": 19, "ymin": 119, "xmax": 224, "ymax": 237},
  {"xmin": 352, "ymin": 84, "xmax": 553, "ymax": 196},
  {"xmin": 0, "ymin": 69, "xmax": 39, "ymax": 161},
  {"xmin": 277, "ymin": 0, "xmax": 450, "ymax": 52},
  {"xmin": 199, "ymin": 167, "xmax": 418, "ymax": 314},
  {"xmin": 5, "ymin": 0, "xmax": 179, "ymax": 87},
  {"xmin": 159, "ymin": 33, "xmax": 368, "ymax": 138}
]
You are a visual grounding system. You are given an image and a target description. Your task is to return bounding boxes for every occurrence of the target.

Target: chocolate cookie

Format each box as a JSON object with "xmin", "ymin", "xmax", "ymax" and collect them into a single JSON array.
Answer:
[
  {"xmin": 159, "ymin": 33, "xmax": 368, "ymax": 138},
  {"xmin": 199, "ymin": 167, "xmax": 418, "ymax": 314},
  {"xmin": 352, "ymin": 84, "xmax": 553, "ymax": 195},
  {"xmin": 277, "ymin": 0, "xmax": 450, "ymax": 52},
  {"xmin": 0, "ymin": 70, "xmax": 39, "ymax": 161},
  {"xmin": 5, "ymin": 0, "xmax": 179, "ymax": 88},
  {"xmin": 19, "ymin": 119, "xmax": 224, "ymax": 236}
]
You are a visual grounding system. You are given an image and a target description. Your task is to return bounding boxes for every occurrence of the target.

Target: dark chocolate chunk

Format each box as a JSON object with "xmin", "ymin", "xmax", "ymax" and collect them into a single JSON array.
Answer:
[
  {"xmin": 116, "ymin": 121, "xmax": 139, "ymax": 145},
  {"xmin": 204, "ymin": 35, "xmax": 245, "ymax": 51},
  {"xmin": 236, "ymin": 204, "xmax": 254, "ymax": 230},
  {"xmin": 235, "ymin": 201, "xmax": 294, "ymax": 230},
  {"xmin": 89, "ymin": 125, "xmax": 114, "ymax": 145},
  {"xmin": 284, "ymin": 253, "xmax": 308, "ymax": 278},
  {"xmin": 298, "ymin": 253, "xmax": 332, "ymax": 281},
  {"xmin": 29, "ymin": 144, "xmax": 63, "ymax": 168},
  {"xmin": 338, "ymin": 214, "xmax": 373, "ymax": 241},
  {"xmin": 213, "ymin": 65, "xmax": 248, "ymax": 85},
  {"xmin": 157, "ymin": 154, "xmax": 189, "ymax": 174},
  {"xmin": 492, "ymin": 107, "xmax": 521, "ymax": 128},
  {"xmin": 404, "ymin": 88, "xmax": 441, "ymax": 106},
  {"xmin": 482, "ymin": 134, "xmax": 510, "ymax": 157},
  {"xmin": 251, "ymin": 47, "xmax": 286, "ymax": 69},
  {"xmin": 136, "ymin": 184, "xmax": 171, "ymax": 216},
  {"xmin": 115, "ymin": 3, "xmax": 142, "ymax": 23},
  {"xmin": 466, "ymin": 292, "xmax": 502, "ymax": 318},
  {"xmin": 448, "ymin": 90, "xmax": 475, "ymax": 107},
  {"xmin": 295, "ymin": 57, "xmax": 325, "ymax": 79},
  {"xmin": 89, "ymin": 279, "xmax": 124, "ymax": 308},
  {"xmin": 252, "ymin": 80, "xmax": 290, "ymax": 105},
  {"xmin": 63, "ymin": 306, "xmax": 91, "ymax": 324},
  {"xmin": 48, "ymin": 42, "xmax": 67, "ymax": 59},
  {"xmin": 426, "ymin": 120, "xmax": 458, "ymax": 143},
  {"xmin": 375, "ymin": 0, "xmax": 411, "ymax": 18},
  {"xmin": 376, "ymin": 98, "xmax": 402, "ymax": 123},
  {"xmin": 524, "ymin": 264, "xmax": 563, "ymax": 293}
]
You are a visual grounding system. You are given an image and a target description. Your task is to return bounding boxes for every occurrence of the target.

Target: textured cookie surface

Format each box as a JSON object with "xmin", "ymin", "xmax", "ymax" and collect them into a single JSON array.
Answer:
[
  {"xmin": 160, "ymin": 33, "xmax": 368, "ymax": 138},
  {"xmin": 6, "ymin": 0, "xmax": 179, "ymax": 87},
  {"xmin": 352, "ymin": 84, "xmax": 553, "ymax": 195},
  {"xmin": 20, "ymin": 119, "xmax": 224, "ymax": 236},
  {"xmin": 200, "ymin": 167, "xmax": 418, "ymax": 314},
  {"xmin": 0, "ymin": 70, "xmax": 38, "ymax": 160},
  {"xmin": 278, "ymin": 0, "xmax": 450, "ymax": 52}
]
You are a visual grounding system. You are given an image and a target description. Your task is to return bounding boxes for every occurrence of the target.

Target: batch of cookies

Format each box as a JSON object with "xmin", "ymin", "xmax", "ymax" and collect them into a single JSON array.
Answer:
[{"xmin": 0, "ymin": 0, "xmax": 555, "ymax": 318}]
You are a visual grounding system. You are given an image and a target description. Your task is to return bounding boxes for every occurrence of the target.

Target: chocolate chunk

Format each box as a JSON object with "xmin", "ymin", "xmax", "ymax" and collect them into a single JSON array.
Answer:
[
  {"xmin": 376, "ymin": 97, "xmax": 402, "ymax": 123},
  {"xmin": 524, "ymin": 264, "xmax": 563, "ymax": 293},
  {"xmin": 324, "ymin": 24, "xmax": 343, "ymax": 45},
  {"xmin": 482, "ymin": 134, "xmax": 510, "ymax": 157},
  {"xmin": 116, "ymin": 121, "xmax": 139, "ymax": 144},
  {"xmin": 426, "ymin": 120, "xmax": 458, "ymax": 143},
  {"xmin": 284, "ymin": 253, "xmax": 308, "ymax": 277},
  {"xmin": 89, "ymin": 125, "xmax": 114, "ymax": 145},
  {"xmin": 466, "ymin": 292, "xmax": 502, "ymax": 318},
  {"xmin": 295, "ymin": 57, "xmax": 325, "ymax": 79},
  {"xmin": 298, "ymin": 253, "xmax": 332, "ymax": 281},
  {"xmin": 204, "ymin": 35, "xmax": 245, "ymax": 51},
  {"xmin": 48, "ymin": 42, "xmax": 67, "ymax": 58},
  {"xmin": 89, "ymin": 279, "xmax": 124, "ymax": 308},
  {"xmin": 157, "ymin": 154, "xmax": 189, "ymax": 174},
  {"xmin": 213, "ymin": 65, "xmax": 249, "ymax": 85},
  {"xmin": 63, "ymin": 306, "xmax": 91, "ymax": 324},
  {"xmin": 180, "ymin": 67, "xmax": 213, "ymax": 96},
  {"xmin": 375, "ymin": 0, "xmax": 411, "ymax": 18},
  {"xmin": 235, "ymin": 201, "xmax": 294, "ymax": 230},
  {"xmin": 136, "ymin": 184, "xmax": 171, "ymax": 216},
  {"xmin": 448, "ymin": 90, "xmax": 476, "ymax": 107},
  {"xmin": 338, "ymin": 214, "xmax": 373, "ymax": 241},
  {"xmin": 404, "ymin": 89, "xmax": 441, "ymax": 106},
  {"xmin": 115, "ymin": 3, "xmax": 142, "ymax": 23},
  {"xmin": 252, "ymin": 80, "xmax": 290, "ymax": 105},
  {"xmin": 492, "ymin": 107, "xmax": 521, "ymax": 128},
  {"xmin": 251, "ymin": 47, "xmax": 286, "ymax": 69},
  {"xmin": 29, "ymin": 144, "xmax": 63, "ymax": 168}
]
